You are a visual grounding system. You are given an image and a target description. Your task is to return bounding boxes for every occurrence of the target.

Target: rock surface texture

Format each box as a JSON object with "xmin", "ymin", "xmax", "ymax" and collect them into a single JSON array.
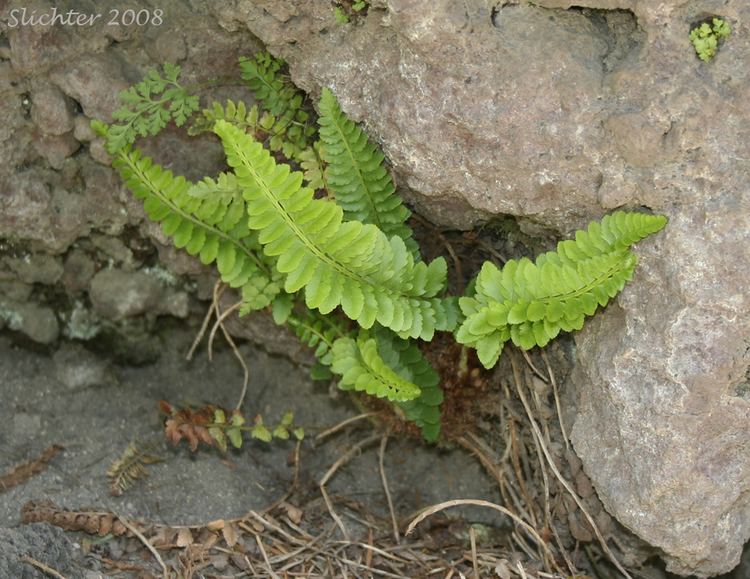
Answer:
[
  {"xmin": 228, "ymin": 1, "xmax": 750, "ymax": 575},
  {"xmin": 1, "ymin": 0, "xmax": 749, "ymax": 575}
]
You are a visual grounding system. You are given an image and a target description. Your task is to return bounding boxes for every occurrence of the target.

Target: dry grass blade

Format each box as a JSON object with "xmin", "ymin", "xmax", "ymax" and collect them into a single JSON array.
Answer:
[
  {"xmin": 319, "ymin": 434, "xmax": 381, "ymax": 541},
  {"xmin": 20, "ymin": 555, "xmax": 67, "ymax": 579},
  {"xmin": 540, "ymin": 350, "xmax": 569, "ymax": 451},
  {"xmin": 0, "ymin": 445, "xmax": 64, "ymax": 493},
  {"xmin": 186, "ymin": 279, "xmax": 225, "ymax": 361},
  {"xmin": 405, "ymin": 498, "xmax": 556, "ymax": 564},
  {"xmin": 113, "ymin": 512, "xmax": 168, "ymax": 578},
  {"xmin": 315, "ymin": 412, "xmax": 379, "ymax": 442},
  {"xmin": 469, "ymin": 526, "xmax": 479, "ymax": 579},
  {"xmin": 510, "ymin": 354, "xmax": 632, "ymax": 579},
  {"xmin": 378, "ymin": 433, "xmax": 400, "ymax": 544}
]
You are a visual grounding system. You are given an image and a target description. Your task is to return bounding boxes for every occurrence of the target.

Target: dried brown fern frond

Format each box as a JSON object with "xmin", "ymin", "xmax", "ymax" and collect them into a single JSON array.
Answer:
[{"xmin": 107, "ymin": 442, "xmax": 162, "ymax": 497}]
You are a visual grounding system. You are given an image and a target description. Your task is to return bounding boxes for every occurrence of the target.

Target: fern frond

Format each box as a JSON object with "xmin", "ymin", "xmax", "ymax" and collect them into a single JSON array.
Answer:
[
  {"xmin": 239, "ymin": 53, "xmax": 315, "ymax": 160},
  {"xmin": 189, "ymin": 99, "xmax": 271, "ymax": 136},
  {"xmin": 298, "ymin": 141, "xmax": 328, "ymax": 193},
  {"xmin": 373, "ymin": 328, "xmax": 443, "ymax": 442},
  {"xmin": 318, "ymin": 88, "xmax": 416, "ymax": 252},
  {"xmin": 113, "ymin": 149, "xmax": 281, "ymax": 312},
  {"xmin": 456, "ymin": 211, "xmax": 667, "ymax": 368},
  {"xmin": 107, "ymin": 442, "xmax": 161, "ymax": 497},
  {"xmin": 214, "ymin": 120, "xmax": 456, "ymax": 339},
  {"xmin": 331, "ymin": 330, "xmax": 421, "ymax": 402},
  {"xmin": 284, "ymin": 303, "xmax": 347, "ymax": 365},
  {"xmin": 106, "ymin": 63, "xmax": 199, "ymax": 154}
]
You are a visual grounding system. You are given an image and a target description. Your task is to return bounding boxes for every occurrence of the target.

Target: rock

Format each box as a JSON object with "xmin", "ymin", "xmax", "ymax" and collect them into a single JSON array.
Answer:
[
  {"xmin": 4, "ymin": 253, "xmax": 63, "ymax": 285},
  {"xmin": 72, "ymin": 115, "xmax": 96, "ymax": 143},
  {"xmin": 32, "ymin": 132, "xmax": 80, "ymax": 170},
  {"xmin": 232, "ymin": 0, "xmax": 750, "ymax": 575},
  {"xmin": 61, "ymin": 249, "xmax": 95, "ymax": 293},
  {"xmin": 0, "ymin": 524, "xmax": 80, "ymax": 579},
  {"xmin": 30, "ymin": 84, "xmax": 75, "ymax": 136},
  {"xmin": 0, "ymin": 280, "xmax": 33, "ymax": 302},
  {"xmin": 50, "ymin": 54, "xmax": 129, "ymax": 121},
  {"xmin": 88, "ymin": 268, "xmax": 188, "ymax": 321},
  {"xmin": 90, "ymin": 234, "xmax": 134, "ymax": 268},
  {"xmin": 0, "ymin": 300, "xmax": 59, "ymax": 344},
  {"xmin": 53, "ymin": 342, "xmax": 111, "ymax": 390}
]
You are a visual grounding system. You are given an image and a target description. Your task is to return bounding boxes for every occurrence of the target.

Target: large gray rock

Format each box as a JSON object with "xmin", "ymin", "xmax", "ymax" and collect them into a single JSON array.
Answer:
[{"xmin": 229, "ymin": 0, "xmax": 750, "ymax": 575}]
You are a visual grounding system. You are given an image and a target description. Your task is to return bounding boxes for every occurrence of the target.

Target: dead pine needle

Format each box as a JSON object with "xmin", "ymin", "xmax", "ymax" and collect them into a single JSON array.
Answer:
[
  {"xmin": 21, "ymin": 556, "xmax": 67, "ymax": 579},
  {"xmin": 113, "ymin": 512, "xmax": 168, "ymax": 578},
  {"xmin": 405, "ymin": 498, "xmax": 557, "ymax": 566},
  {"xmin": 468, "ymin": 526, "xmax": 479, "ymax": 579},
  {"xmin": 315, "ymin": 412, "xmax": 379, "ymax": 443},
  {"xmin": 510, "ymin": 354, "xmax": 632, "ymax": 579},
  {"xmin": 319, "ymin": 434, "xmax": 381, "ymax": 541},
  {"xmin": 378, "ymin": 432, "xmax": 400, "ymax": 544}
]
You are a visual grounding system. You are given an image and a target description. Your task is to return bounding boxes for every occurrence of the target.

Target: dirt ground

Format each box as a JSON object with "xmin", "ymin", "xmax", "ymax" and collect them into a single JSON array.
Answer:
[{"xmin": 0, "ymin": 318, "xmax": 507, "ymax": 577}]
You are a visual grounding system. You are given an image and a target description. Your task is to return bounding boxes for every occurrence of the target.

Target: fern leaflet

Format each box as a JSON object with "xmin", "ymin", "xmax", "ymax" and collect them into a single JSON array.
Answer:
[
  {"xmin": 104, "ymin": 63, "xmax": 199, "ymax": 154},
  {"xmin": 331, "ymin": 330, "xmax": 421, "ymax": 402},
  {"xmin": 372, "ymin": 328, "xmax": 443, "ymax": 442},
  {"xmin": 239, "ymin": 53, "xmax": 315, "ymax": 160},
  {"xmin": 456, "ymin": 211, "xmax": 667, "ymax": 368},
  {"xmin": 214, "ymin": 120, "xmax": 456, "ymax": 339},
  {"xmin": 318, "ymin": 88, "xmax": 416, "ymax": 252},
  {"xmin": 113, "ymin": 150, "xmax": 281, "ymax": 312}
]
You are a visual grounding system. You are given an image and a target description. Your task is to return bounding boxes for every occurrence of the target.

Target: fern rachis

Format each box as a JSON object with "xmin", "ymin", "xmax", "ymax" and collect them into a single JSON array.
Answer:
[{"xmin": 456, "ymin": 211, "xmax": 667, "ymax": 368}]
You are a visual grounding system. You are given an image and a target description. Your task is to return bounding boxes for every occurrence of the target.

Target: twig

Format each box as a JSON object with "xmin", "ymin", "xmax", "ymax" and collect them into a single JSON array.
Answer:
[
  {"xmin": 186, "ymin": 279, "xmax": 224, "ymax": 361},
  {"xmin": 315, "ymin": 412, "xmax": 378, "ymax": 442},
  {"xmin": 469, "ymin": 526, "xmax": 479, "ymax": 579},
  {"xmin": 254, "ymin": 533, "xmax": 280, "ymax": 579},
  {"xmin": 207, "ymin": 300, "xmax": 242, "ymax": 361},
  {"xmin": 379, "ymin": 432, "xmax": 400, "ymax": 544},
  {"xmin": 521, "ymin": 350, "xmax": 549, "ymax": 384},
  {"xmin": 20, "ymin": 556, "xmax": 67, "ymax": 579},
  {"xmin": 114, "ymin": 512, "xmax": 168, "ymax": 578},
  {"xmin": 405, "ymin": 499, "xmax": 556, "ymax": 563},
  {"xmin": 541, "ymin": 350, "xmax": 569, "ymax": 450},
  {"xmin": 319, "ymin": 434, "xmax": 381, "ymax": 540},
  {"xmin": 510, "ymin": 354, "xmax": 632, "ymax": 579}
]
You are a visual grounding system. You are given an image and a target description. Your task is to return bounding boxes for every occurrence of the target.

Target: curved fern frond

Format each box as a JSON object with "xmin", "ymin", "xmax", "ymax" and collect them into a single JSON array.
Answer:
[
  {"xmin": 284, "ymin": 304, "xmax": 347, "ymax": 365},
  {"xmin": 214, "ymin": 120, "xmax": 456, "ymax": 339},
  {"xmin": 113, "ymin": 149, "xmax": 281, "ymax": 312},
  {"xmin": 239, "ymin": 53, "xmax": 315, "ymax": 160},
  {"xmin": 456, "ymin": 211, "xmax": 667, "ymax": 368},
  {"xmin": 318, "ymin": 88, "xmax": 416, "ymax": 252},
  {"xmin": 373, "ymin": 328, "xmax": 443, "ymax": 442},
  {"xmin": 331, "ymin": 331, "xmax": 421, "ymax": 402}
]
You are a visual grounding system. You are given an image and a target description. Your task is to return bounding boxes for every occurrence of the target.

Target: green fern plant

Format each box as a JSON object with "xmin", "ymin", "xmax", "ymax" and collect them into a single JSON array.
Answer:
[
  {"xmin": 455, "ymin": 212, "xmax": 667, "ymax": 368},
  {"xmin": 318, "ymin": 88, "xmax": 417, "ymax": 254},
  {"xmin": 213, "ymin": 120, "xmax": 457, "ymax": 340},
  {"xmin": 96, "ymin": 63, "xmax": 200, "ymax": 154},
  {"xmin": 238, "ymin": 52, "xmax": 316, "ymax": 160},
  {"xmin": 95, "ymin": 55, "xmax": 667, "ymax": 444}
]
